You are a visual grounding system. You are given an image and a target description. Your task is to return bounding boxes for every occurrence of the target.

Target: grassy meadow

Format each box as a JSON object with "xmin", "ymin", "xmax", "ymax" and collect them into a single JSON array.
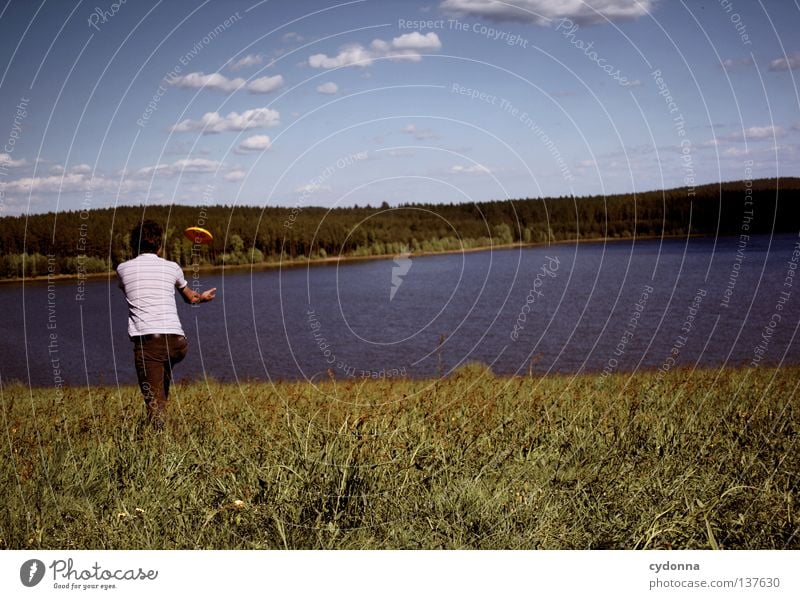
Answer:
[{"xmin": 1, "ymin": 364, "xmax": 798, "ymax": 549}]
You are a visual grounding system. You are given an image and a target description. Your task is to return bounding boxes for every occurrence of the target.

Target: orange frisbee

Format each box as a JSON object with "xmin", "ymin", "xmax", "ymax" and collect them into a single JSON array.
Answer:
[{"xmin": 184, "ymin": 226, "xmax": 213, "ymax": 245}]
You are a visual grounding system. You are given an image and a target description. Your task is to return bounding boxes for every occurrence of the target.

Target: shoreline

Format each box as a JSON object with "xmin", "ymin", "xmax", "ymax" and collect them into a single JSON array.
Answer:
[
  {"xmin": 0, "ymin": 232, "xmax": 702, "ymax": 285},
  {"xmin": 4, "ymin": 361, "xmax": 775, "ymax": 391}
]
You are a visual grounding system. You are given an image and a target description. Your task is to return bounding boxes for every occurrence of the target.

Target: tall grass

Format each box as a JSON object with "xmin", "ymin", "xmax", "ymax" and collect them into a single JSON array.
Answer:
[{"xmin": 1, "ymin": 364, "xmax": 797, "ymax": 549}]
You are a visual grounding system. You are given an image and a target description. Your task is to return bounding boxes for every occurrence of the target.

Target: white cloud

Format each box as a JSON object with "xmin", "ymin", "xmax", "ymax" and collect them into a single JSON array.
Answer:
[
  {"xmin": 69, "ymin": 163, "xmax": 93, "ymax": 174},
  {"xmin": 0, "ymin": 173, "xmax": 143, "ymax": 195},
  {"xmin": 723, "ymin": 126, "xmax": 784, "ymax": 142},
  {"xmin": 237, "ymin": 135, "xmax": 271, "ymax": 152},
  {"xmin": 227, "ymin": 53, "xmax": 264, "ymax": 71},
  {"xmin": 170, "ymin": 108, "xmax": 281, "ymax": 134},
  {"xmin": 309, "ymin": 32, "xmax": 442, "ymax": 68},
  {"xmin": 450, "ymin": 164, "xmax": 490, "ymax": 174},
  {"xmin": 620, "ymin": 79, "xmax": 641, "ymax": 87},
  {"xmin": 769, "ymin": 144, "xmax": 795, "ymax": 154},
  {"xmin": 295, "ymin": 183, "xmax": 332, "ymax": 194},
  {"xmin": 0, "ymin": 153, "xmax": 27, "ymax": 168},
  {"xmin": 309, "ymin": 44, "xmax": 375, "ymax": 69},
  {"xmin": 134, "ymin": 158, "xmax": 222, "ymax": 178},
  {"xmin": 768, "ymin": 52, "xmax": 800, "ymax": 71},
  {"xmin": 0, "ymin": 194, "xmax": 47, "ymax": 215},
  {"xmin": 401, "ymin": 124, "xmax": 438, "ymax": 140},
  {"xmin": 247, "ymin": 74, "xmax": 284, "ymax": 94},
  {"xmin": 317, "ymin": 81, "xmax": 339, "ymax": 94},
  {"xmin": 391, "ymin": 31, "xmax": 442, "ymax": 51},
  {"xmin": 169, "ymin": 72, "xmax": 246, "ymax": 93},
  {"xmin": 283, "ymin": 32, "xmax": 304, "ymax": 43},
  {"xmin": 168, "ymin": 72, "xmax": 284, "ymax": 94},
  {"xmin": 724, "ymin": 147, "xmax": 750, "ymax": 157},
  {"xmin": 744, "ymin": 126, "xmax": 783, "ymax": 139},
  {"xmin": 721, "ymin": 57, "xmax": 754, "ymax": 70},
  {"xmin": 224, "ymin": 169, "xmax": 246, "ymax": 182},
  {"xmin": 386, "ymin": 149, "xmax": 416, "ymax": 158},
  {"xmin": 440, "ymin": 0, "xmax": 655, "ymax": 25}
]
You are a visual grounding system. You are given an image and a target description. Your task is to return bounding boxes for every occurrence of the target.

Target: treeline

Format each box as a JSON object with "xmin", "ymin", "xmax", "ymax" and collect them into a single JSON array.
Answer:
[{"xmin": 1, "ymin": 178, "xmax": 799, "ymax": 279}]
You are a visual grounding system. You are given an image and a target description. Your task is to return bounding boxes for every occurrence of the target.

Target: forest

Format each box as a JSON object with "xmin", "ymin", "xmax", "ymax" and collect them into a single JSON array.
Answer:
[{"xmin": 1, "ymin": 177, "xmax": 798, "ymax": 279}]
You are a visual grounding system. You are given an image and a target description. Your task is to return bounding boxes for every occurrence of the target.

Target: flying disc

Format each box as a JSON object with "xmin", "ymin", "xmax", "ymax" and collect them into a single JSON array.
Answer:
[{"xmin": 184, "ymin": 226, "xmax": 213, "ymax": 245}]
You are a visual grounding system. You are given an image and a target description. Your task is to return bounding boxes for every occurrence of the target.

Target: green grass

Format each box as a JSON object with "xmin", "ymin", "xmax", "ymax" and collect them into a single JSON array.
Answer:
[{"xmin": 1, "ymin": 364, "xmax": 798, "ymax": 549}]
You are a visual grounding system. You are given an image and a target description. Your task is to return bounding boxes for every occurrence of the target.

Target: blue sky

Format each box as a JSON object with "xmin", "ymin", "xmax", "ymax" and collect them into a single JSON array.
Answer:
[{"xmin": 0, "ymin": 0, "xmax": 798, "ymax": 216}]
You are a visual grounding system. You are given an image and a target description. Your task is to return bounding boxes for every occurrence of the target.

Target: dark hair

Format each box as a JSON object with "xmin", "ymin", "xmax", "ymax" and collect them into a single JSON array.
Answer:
[{"xmin": 130, "ymin": 220, "xmax": 163, "ymax": 255}]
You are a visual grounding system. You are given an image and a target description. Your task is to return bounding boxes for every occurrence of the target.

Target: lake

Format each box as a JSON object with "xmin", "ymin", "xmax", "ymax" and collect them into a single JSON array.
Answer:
[{"xmin": 2, "ymin": 233, "xmax": 799, "ymax": 388}]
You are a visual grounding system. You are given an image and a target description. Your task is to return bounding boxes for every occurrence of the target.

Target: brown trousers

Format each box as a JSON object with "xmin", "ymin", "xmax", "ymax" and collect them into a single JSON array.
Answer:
[{"xmin": 132, "ymin": 334, "xmax": 188, "ymax": 428}]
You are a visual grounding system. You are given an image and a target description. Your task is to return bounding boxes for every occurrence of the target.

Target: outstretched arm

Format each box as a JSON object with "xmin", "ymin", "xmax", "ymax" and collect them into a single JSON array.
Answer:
[{"xmin": 180, "ymin": 285, "xmax": 217, "ymax": 305}]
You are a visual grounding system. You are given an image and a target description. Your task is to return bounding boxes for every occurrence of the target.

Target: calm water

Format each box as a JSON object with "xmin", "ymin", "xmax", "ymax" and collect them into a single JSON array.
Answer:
[{"xmin": 2, "ymin": 233, "xmax": 800, "ymax": 388}]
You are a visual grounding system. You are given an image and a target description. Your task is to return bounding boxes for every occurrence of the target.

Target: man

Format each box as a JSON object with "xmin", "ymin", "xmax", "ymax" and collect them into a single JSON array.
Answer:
[{"xmin": 117, "ymin": 219, "xmax": 216, "ymax": 429}]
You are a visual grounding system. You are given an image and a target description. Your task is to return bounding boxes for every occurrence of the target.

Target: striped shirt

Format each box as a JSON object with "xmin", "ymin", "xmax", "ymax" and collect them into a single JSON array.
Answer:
[{"xmin": 117, "ymin": 253, "xmax": 188, "ymax": 337}]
